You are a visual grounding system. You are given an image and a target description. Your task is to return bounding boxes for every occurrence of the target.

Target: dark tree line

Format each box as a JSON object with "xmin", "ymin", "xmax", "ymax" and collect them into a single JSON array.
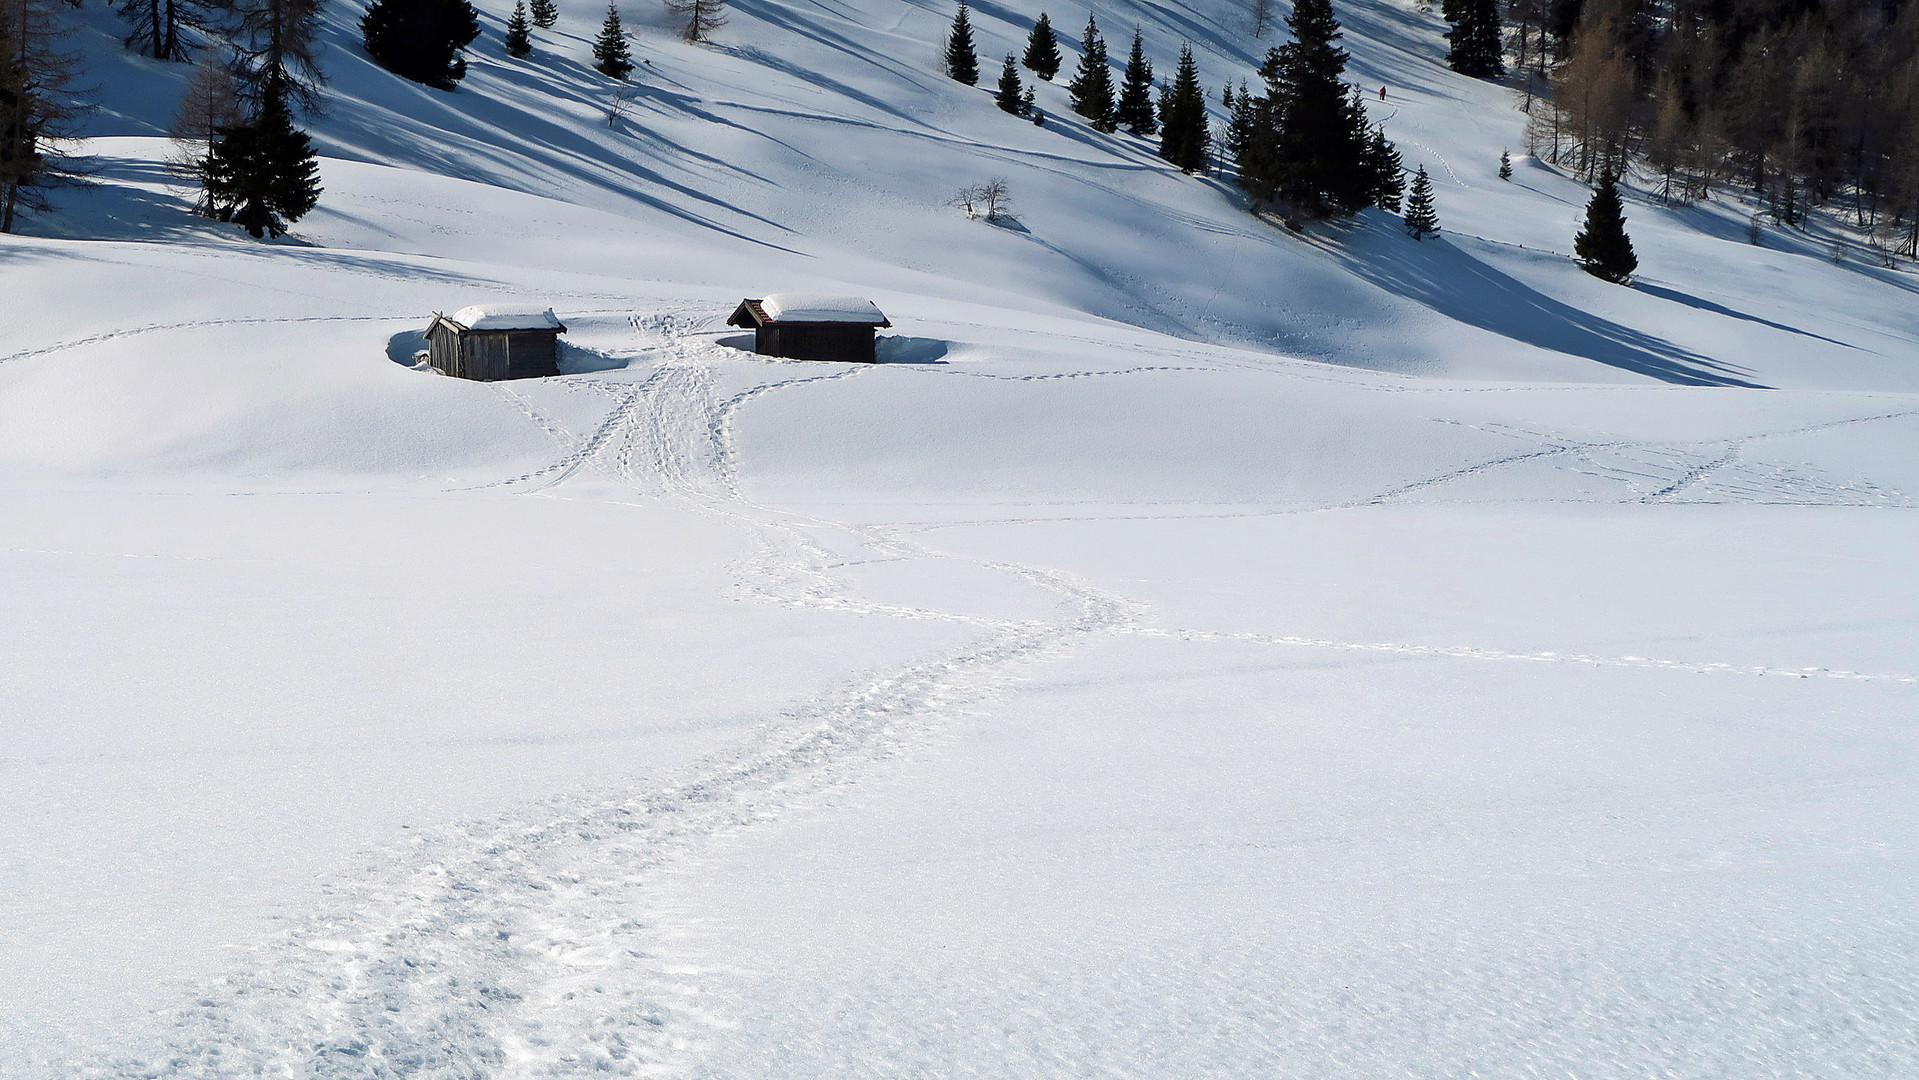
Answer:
[{"xmin": 1523, "ymin": 0, "xmax": 1919, "ymax": 256}]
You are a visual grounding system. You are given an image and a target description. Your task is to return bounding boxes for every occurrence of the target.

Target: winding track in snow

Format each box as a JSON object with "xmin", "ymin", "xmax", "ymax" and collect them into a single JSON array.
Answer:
[{"xmin": 82, "ymin": 316, "xmax": 1135, "ymax": 1080}]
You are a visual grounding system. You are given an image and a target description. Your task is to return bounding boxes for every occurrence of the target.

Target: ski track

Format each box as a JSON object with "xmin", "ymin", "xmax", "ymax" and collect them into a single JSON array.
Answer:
[{"xmin": 79, "ymin": 314, "xmax": 1136, "ymax": 1080}]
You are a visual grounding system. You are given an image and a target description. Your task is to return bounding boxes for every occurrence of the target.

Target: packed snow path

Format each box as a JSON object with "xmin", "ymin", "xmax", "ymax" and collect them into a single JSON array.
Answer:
[{"xmin": 72, "ymin": 322, "xmax": 1135, "ymax": 1079}]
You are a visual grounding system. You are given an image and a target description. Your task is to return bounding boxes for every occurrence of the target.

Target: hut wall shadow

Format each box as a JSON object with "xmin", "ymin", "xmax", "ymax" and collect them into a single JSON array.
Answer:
[
  {"xmin": 559, "ymin": 341, "xmax": 629, "ymax": 374},
  {"xmin": 1326, "ymin": 228, "xmax": 1768, "ymax": 387},
  {"xmin": 876, "ymin": 336, "xmax": 949, "ymax": 363},
  {"xmin": 386, "ymin": 329, "xmax": 429, "ymax": 367}
]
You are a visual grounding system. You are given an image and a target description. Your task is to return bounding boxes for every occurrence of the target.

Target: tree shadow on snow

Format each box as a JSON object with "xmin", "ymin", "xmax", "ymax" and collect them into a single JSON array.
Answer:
[
  {"xmin": 1633, "ymin": 282, "xmax": 1858, "ymax": 349},
  {"xmin": 1327, "ymin": 227, "xmax": 1768, "ymax": 387}
]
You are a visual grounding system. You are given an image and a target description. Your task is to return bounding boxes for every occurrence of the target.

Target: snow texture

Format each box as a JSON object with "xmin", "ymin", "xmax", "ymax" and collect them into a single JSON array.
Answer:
[{"xmin": 2, "ymin": 0, "xmax": 1916, "ymax": 1073}]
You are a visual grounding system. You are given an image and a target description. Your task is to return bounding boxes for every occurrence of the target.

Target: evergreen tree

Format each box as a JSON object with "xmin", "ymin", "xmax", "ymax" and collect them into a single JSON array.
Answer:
[
  {"xmin": 1238, "ymin": 0, "xmax": 1376, "ymax": 217},
  {"xmin": 1067, "ymin": 13, "xmax": 1116, "ymax": 131},
  {"xmin": 996, "ymin": 52, "xmax": 1025, "ymax": 113},
  {"xmin": 1445, "ymin": 0, "xmax": 1502, "ymax": 78},
  {"xmin": 504, "ymin": 0, "xmax": 531, "ymax": 56},
  {"xmin": 115, "ymin": 0, "xmax": 206, "ymax": 61},
  {"xmin": 1498, "ymin": 148, "xmax": 1511, "ymax": 179},
  {"xmin": 361, "ymin": 0, "xmax": 481, "ymax": 89},
  {"xmin": 1364, "ymin": 124, "xmax": 1403, "ymax": 212},
  {"xmin": 199, "ymin": 79, "xmax": 321, "ymax": 238},
  {"xmin": 529, "ymin": 0, "xmax": 556, "ymax": 27},
  {"xmin": 1116, "ymin": 28, "xmax": 1156, "ymax": 136},
  {"xmin": 1225, "ymin": 78, "xmax": 1253, "ymax": 164},
  {"xmin": 1574, "ymin": 169, "xmax": 1637, "ymax": 281},
  {"xmin": 592, "ymin": 3, "xmax": 633, "ymax": 78},
  {"xmin": 1023, "ymin": 12, "xmax": 1060, "ymax": 81},
  {"xmin": 1402, "ymin": 164, "xmax": 1437, "ymax": 238},
  {"xmin": 1021, "ymin": 85, "xmax": 1035, "ymax": 115},
  {"xmin": 944, "ymin": 2, "xmax": 978, "ymax": 84},
  {"xmin": 1157, "ymin": 43, "xmax": 1207, "ymax": 172}
]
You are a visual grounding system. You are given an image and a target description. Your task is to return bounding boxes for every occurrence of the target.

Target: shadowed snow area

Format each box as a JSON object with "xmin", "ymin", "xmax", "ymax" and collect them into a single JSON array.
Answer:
[{"xmin": 2, "ymin": 0, "xmax": 1918, "ymax": 1073}]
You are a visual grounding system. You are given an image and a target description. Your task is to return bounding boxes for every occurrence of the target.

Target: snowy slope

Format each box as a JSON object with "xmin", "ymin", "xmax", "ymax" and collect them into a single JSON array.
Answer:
[{"xmin": 3, "ymin": 0, "xmax": 1919, "ymax": 1074}]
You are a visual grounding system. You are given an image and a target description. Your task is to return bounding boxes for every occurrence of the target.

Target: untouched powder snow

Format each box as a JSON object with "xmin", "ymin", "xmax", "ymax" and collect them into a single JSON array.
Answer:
[{"xmin": 2, "ymin": 0, "xmax": 1917, "ymax": 1073}]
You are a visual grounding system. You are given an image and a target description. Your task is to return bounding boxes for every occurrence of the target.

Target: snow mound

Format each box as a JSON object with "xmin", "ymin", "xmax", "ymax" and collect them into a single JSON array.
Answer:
[
  {"xmin": 446, "ymin": 305, "xmax": 565, "ymax": 331},
  {"xmin": 759, "ymin": 294, "xmax": 889, "ymax": 325}
]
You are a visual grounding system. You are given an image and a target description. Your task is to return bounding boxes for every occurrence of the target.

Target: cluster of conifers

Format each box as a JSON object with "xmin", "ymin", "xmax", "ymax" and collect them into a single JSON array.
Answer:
[{"xmin": 938, "ymin": 0, "xmax": 1637, "ymax": 281}]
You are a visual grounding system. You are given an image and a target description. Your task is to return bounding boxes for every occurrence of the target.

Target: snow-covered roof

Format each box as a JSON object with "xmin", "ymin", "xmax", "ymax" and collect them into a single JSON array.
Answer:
[
  {"xmin": 444, "ymin": 305, "xmax": 565, "ymax": 332},
  {"xmin": 758, "ymin": 293, "xmax": 888, "ymax": 324}
]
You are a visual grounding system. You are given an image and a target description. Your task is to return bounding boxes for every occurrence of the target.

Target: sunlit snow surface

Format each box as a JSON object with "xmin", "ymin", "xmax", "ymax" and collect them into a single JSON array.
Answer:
[{"xmin": 3, "ymin": 0, "xmax": 1918, "ymax": 1072}]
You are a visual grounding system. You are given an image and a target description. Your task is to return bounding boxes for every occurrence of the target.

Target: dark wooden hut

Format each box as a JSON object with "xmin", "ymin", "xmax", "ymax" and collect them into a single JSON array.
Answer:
[
  {"xmin": 424, "ymin": 306, "xmax": 567, "ymax": 381},
  {"xmin": 727, "ymin": 294, "xmax": 891, "ymax": 362}
]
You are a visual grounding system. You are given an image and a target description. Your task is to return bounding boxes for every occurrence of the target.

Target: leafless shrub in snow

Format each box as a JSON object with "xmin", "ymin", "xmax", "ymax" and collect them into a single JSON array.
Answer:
[{"xmin": 949, "ymin": 178, "xmax": 1012, "ymax": 221}]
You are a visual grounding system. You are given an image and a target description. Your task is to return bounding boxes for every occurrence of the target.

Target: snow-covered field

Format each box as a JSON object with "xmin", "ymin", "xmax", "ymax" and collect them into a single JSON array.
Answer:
[{"xmin": 4, "ymin": 0, "xmax": 1918, "ymax": 1072}]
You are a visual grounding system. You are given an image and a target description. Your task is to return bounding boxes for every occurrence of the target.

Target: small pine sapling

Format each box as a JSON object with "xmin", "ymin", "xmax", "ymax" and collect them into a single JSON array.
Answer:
[
  {"xmin": 593, "ymin": 4, "xmax": 634, "ymax": 78},
  {"xmin": 1574, "ymin": 170, "xmax": 1638, "ymax": 282},
  {"xmin": 505, "ymin": 0, "xmax": 532, "ymax": 56},
  {"xmin": 944, "ymin": 2, "xmax": 979, "ymax": 85},
  {"xmin": 530, "ymin": 0, "xmax": 557, "ymax": 26},
  {"xmin": 1023, "ymin": 12, "xmax": 1061, "ymax": 81},
  {"xmin": 1498, "ymin": 149, "xmax": 1511, "ymax": 180},
  {"xmin": 1403, "ymin": 165, "xmax": 1438, "ymax": 239}
]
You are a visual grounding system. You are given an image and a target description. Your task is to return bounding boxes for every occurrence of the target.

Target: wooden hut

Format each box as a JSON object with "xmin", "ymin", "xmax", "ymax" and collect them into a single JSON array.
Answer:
[
  {"xmin": 727, "ymin": 294, "xmax": 891, "ymax": 362},
  {"xmin": 423, "ymin": 305, "xmax": 567, "ymax": 381}
]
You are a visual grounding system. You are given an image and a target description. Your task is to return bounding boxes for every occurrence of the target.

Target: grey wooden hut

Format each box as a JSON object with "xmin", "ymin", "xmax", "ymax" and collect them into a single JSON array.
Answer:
[
  {"xmin": 727, "ymin": 294, "xmax": 891, "ymax": 362},
  {"xmin": 424, "ymin": 305, "xmax": 567, "ymax": 381}
]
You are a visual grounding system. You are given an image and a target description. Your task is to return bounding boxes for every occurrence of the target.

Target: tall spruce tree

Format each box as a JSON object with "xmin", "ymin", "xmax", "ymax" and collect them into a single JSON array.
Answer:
[
  {"xmin": 592, "ymin": 3, "xmax": 633, "ymax": 78},
  {"xmin": 1574, "ymin": 170, "xmax": 1637, "ymax": 281},
  {"xmin": 1445, "ymin": 0, "xmax": 1502, "ymax": 78},
  {"xmin": 504, "ymin": 0, "xmax": 531, "ymax": 55},
  {"xmin": 1157, "ymin": 43, "xmax": 1208, "ymax": 172},
  {"xmin": 529, "ymin": 0, "xmax": 556, "ymax": 26},
  {"xmin": 996, "ymin": 52, "xmax": 1026, "ymax": 113},
  {"xmin": 1067, "ymin": 13, "xmax": 1116, "ymax": 131},
  {"xmin": 1498, "ymin": 148, "xmax": 1511, "ymax": 179},
  {"xmin": 199, "ymin": 78, "xmax": 321, "ymax": 238},
  {"xmin": 1239, "ymin": 0, "xmax": 1376, "ymax": 217},
  {"xmin": 1364, "ymin": 124, "xmax": 1403, "ymax": 211},
  {"xmin": 1116, "ymin": 28, "xmax": 1156, "ymax": 136},
  {"xmin": 1023, "ymin": 12, "xmax": 1060, "ymax": 80},
  {"xmin": 361, "ymin": 0, "xmax": 481, "ymax": 89},
  {"xmin": 944, "ymin": 2, "xmax": 978, "ymax": 85},
  {"xmin": 1403, "ymin": 163, "xmax": 1437, "ymax": 238}
]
